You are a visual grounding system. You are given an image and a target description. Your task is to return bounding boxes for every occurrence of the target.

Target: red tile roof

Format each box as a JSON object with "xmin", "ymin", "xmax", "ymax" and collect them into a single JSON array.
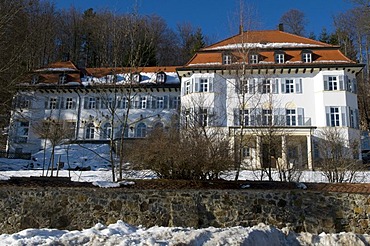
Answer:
[
  {"xmin": 85, "ymin": 66, "xmax": 179, "ymax": 78},
  {"xmin": 183, "ymin": 30, "xmax": 357, "ymax": 68}
]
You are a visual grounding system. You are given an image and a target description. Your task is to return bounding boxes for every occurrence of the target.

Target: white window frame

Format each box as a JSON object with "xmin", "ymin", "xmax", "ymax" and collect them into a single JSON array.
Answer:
[
  {"xmin": 88, "ymin": 97, "xmax": 96, "ymax": 109},
  {"xmin": 136, "ymin": 122, "xmax": 147, "ymax": 138},
  {"xmin": 249, "ymin": 54, "xmax": 258, "ymax": 64},
  {"xmin": 302, "ymin": 53, "xmax": 312, "ymax": 63},
  {"xmin": 49, "ymin": 98, "xmax": 58, "ymax": 109},
  {"xmin": 286, "ymin": 109, "xmax": 296, "ymax": 126},
  {"xmin": 65, "ymin": 97, "xmax": 74, "ymax": 109},
  {"xmin": 199, "ymin": 78, "xmax": 209, "ymax": 92},
  {"xmin": 275, "ymin": 53, "xmax": 285, "ymax": 63},
  {"xmin": 262, "ymin": 109, "xmax": 273, "ymax": 126},
  {"xmin": 223, "ymin": 54, "xmax": 232, "ymax": 65},
  {"xmin": 285, "ymin": 79, "xmax": 294, "ymax": 93},
  {"xmin": 15, "ymin": 121, "xmax": 29, "ymax": 143},
  {"xmin": 330, "ymin": 107, "xmax": 340, "ymax": 127},
  {"xmin": 85, "ymin": 123, "xmax": 95, "ymax": 139}
]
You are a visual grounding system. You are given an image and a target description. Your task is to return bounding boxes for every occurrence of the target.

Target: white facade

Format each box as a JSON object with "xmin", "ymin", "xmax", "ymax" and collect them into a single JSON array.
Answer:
[{"xmin": 7, "ymin": 64, "xmax": 180, "ymax": 155}]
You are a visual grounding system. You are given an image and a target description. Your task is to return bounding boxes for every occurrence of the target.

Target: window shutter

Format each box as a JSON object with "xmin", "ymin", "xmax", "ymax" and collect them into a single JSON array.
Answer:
[
  {"xmin": 96, "ymin": 97, "xmax": 100, "ymax": 109},
  {"xmin": 353, "ymin": 78, "xmax": 358, "ymax": 93},
  {"xmin": 84, "ymin": 97, "xmax": 88, "ymax": 109},
  {"xmin": 169, "ymin": 96, "xmax": 173, "ymax": 109},
  {"xmin": 272, "ymin": 79, "xmax": 279, "ymax": 94},
  {"xmin": 116, "ymin": 98, "xmax": 121, "ymax": 109},
  {"xmin": 233, "ymin": 108, "xmax": 239, "ymax": 126},
  {"xmin": 281, "ymin": 79, "xmax": 286, "ymax": 94},
  {"xmin": 341, "ymin": 106, "xmax": 347, "ymax": 127},
  {"xmin": 164, "ymin": 96, "xmax": 168, "ymax": 109},
  {"xmin": 235, "ymin": 79, "xmax": 240, "ymax": 93},
  {"xmin": 325, "ymin": 107, "xmax": 330, "ymax": 126},
  {"xmin": 151, "ymin": 96, "xmax": 157, "ymax": 109},
  {"xmin": 255, "ymin": 108, "xmax": 262, "ymax": 125},
  {"xmin": 209, "ymin": 77, "xmax": 213, "ymax": 92},
  {"xmin": 297, "ymin": 108, "xmax": 304, "ymax": 126},
  {"xmin": 248, "ymin": 79, "xmax": 255, "ymax": 94},
  {"xmin": 60, "ymin": 97, "xmax": 65, "ymax": 109},
  {"xmin": 323, "ymin": 76, "xmax": 328, "ymax": 90},
  {"xmin": 339, "ymin": 75, "xmax": 345, "ymax": 90},
  {"xmin": 194, "ymin": 78, "xmax": 199, "ymax": 92},
  {"xmin": 345, "ymin": 75, "xmax": 350, "ymax": 91},
  {"xmin": 273, "ymin": 108, "xmax": 280, "ymax": 125},
  {"xmin": 72, "ymin": 100, "xmax": 76, "ymax": 109},
  {"xmin": 45, "ymin": 97, "xmax": 49, "ymax": 109},
  {"xmin": 257, "ymin": 79, "xmax": 262, "ymax": 93},
  {"xmin": 296, "ymin": 79, "xmax": 302, "ymax": 93},
  {"xmin": 355, "ymin": 109, "xmax": 359, "ymax": 129}
]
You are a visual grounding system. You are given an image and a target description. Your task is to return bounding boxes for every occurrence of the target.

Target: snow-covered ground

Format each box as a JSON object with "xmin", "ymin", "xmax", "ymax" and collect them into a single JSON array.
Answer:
[{"xmin": 0, "ymin": 144, "xmax": 369, "ymax": 245}]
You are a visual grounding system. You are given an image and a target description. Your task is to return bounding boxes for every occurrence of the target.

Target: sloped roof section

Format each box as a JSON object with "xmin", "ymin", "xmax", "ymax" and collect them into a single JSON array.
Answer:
[
  {"xmin": 203, "ymin": 30, "xmax": 333, "ymax": 51},
  {"xmin": 85, "ymin": 66, "xmax": 178, "ymax": 77},
  {"xmin": 34, "ymin": 61, "xmax": 79, "ymax": 72}
]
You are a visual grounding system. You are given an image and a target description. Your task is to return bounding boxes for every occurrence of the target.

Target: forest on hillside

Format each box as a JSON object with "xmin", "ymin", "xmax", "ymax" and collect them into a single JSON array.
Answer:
[{"xmin": 1, "ymin": 0, "xmax": 370, "ymax": 146}]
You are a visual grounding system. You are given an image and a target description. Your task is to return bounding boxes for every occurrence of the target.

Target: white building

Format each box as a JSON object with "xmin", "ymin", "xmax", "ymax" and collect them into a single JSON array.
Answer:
[
  {"xmin": 177, "ymin": 29, "xmax": 364, "ymax": 169},
  {"xmin": 7, "ymin": 29, "xmax": 364, "ymax": 170},
  {"xmin": 7, "ymin": 61, "xmax": 180, "ymax": 155}
]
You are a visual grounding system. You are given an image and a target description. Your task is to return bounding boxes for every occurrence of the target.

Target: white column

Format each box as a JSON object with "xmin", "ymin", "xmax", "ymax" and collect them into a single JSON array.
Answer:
[
  {"xmin": 281, "ymin": 135, "xmax": 288, "ymax": 169},
  {"xmin": 307, "ymin": 134, "xmax": 313, "ymax": 170},
  {"xmin": 256, "ymin": 135, "xmax": 262, "ymax": 169}
]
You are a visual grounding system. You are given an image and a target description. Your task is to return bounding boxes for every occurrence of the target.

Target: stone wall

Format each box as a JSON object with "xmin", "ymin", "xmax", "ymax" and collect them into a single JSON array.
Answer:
[{"xmin": 0, "ymin": 185, "xmax": 369, "ymax": 234}]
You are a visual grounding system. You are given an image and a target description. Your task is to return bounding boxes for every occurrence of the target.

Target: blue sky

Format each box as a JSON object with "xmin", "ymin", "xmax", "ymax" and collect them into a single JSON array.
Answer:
[{"xmin": 53, "ymin": 0, "xmax": 355, "ymax": 42}]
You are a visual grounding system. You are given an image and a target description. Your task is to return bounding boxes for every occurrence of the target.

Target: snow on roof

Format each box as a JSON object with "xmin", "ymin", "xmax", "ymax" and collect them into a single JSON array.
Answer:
[
  {"xmin": 34, "ymin": 68, "xmax": 77, "ymax": 72},
  {"xmin": 81, "ymin": 72, "xmax": 180, "ymax": 85},
  {"xmin": 204, "ymin": 42, "xmax": 323, "ymax": 50}
]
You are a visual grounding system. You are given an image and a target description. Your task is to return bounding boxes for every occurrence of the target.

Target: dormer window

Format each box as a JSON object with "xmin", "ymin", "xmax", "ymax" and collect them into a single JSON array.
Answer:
[
  {"xmin": 249, "ymin": 54, "xmax": 259, "ymax": 64},
  {"xmin": 156, "ymin": 72, "xmax": 166, "ymax": 83},
  {"xmin": 302, "ymin": 50, "xmax": 312, "ymax": 63},
  {"xmin": 223, "ymin": 53, "xmax": 232, "ymax": 65},
  {"xmin": 275, "ymin": 51, "xmax": 285, "ymax": 64},
  {"xmin": 59, "ymin": 74, "xmax": 67, "ymax": 84},
  {"xmin": 31, "ymin": 74, "xmax": 39, "ymax": 84},
  {"xmin": 133, "ymin": 73, "xmax": 141, "ymax": 83}
]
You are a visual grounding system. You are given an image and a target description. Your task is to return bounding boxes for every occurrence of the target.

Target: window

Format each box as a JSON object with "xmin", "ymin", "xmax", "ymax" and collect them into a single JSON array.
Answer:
[
  {"xmin": 286, "ymin": 109, "xmax": 296, "ymax": 126},
  {"xmin": 88, "ymin": 97, "xmax": 96, "ymax": 109},
  {"xmin": 31, "ymin": 74, "xmax": 39, "ymax": 84},
  {"xmin": 157, "ymin": 96, "xmax": 164, "ymax": 109},
  {"xmin": 156, "ymin": 72, "xmax": 166, "ymax": 83},
  {"xmin": 133, "ymin": 73, "xmax": 141, "ymax": 83},
  {"xmin": 275, "ymin": 53, "xmax": 285, "ymax": 63},
  {"xmin": 223, "ymin": 54, "xmax": 232, "ymax": 65},
  {"xmin": 65, "ymin": 121, "xmax": 76, "ymax": 139},
  {"xmin": 257, "ymin": 79, "xmax": 277, "ymax": 94},
  {"xmin": 65, "ymin": 97, "xmax": 74, "ymax": 109},
  {"xmin": 249, "ymin": 54, "xmax": 258, "ymax": 64},
  {"xmin": 242, "ymin": 147, "xmax": 251, "ymax": 158},
  {"xmin": 49, "ymin": 98, "xmax": 58, "ymax": 109},
  {"xmin": 173, "ymin": 96, "xmax": 180, "ymax": 109},
  {"xmin": 240, "ymin": 109, "xmax": 250, "ymax": 126},
  {"xmin": 121, "ymin": 97, "xmax": 129, "ymax": 109},
  {"xmin": 85, "ymin": 123, "xmax": 95, "ymax": 139},
  {"xmin": 262, "ymin": 79, "xmax": 271, "ymax": 94},
  {"xmin": 281, "ymin": 78, "xmax": 302, "ymax": 94},
  {"xmin": 136, "ymin": 123, "xmax": 147, "ymax": 138},
  {"xmin": 200, "ymin": 78, "xmax": 209, "ymax": 92},
  {"xmin": 185, "ymin": 80, "xmax": 191, "ymax": 95},
  {"xmin": 59, "ymin": 74, "xmax": 67, "ymax": 84},
  {"xmin": 262, "ymin": 109, "xmax": 272, "ymax": 126},
  {"xmin": 14, "ymin": 96, "xmax": 30, "ymax": 109},
  {"xmin": 140, "ymin": 96, "xmax": 147, "ymax": 109},
  {"xmin": 194, "ymin": 77, "xmax": 213, "ymax": 93},
  {"xmin": 285, "ymin": 79, "xmax": 294, "ymax": 93},
  {"xmin": 15, "ymin": 121, "xmax": 29, "ymax": 143},
  {"xmin": 302, "ymin": 53, "xmax": 312, "ymax": 63},
  {"xmin": 330, "ymin": 107, "xmax": 340, "ymax": 127},
  {"xmin": 199, "ymin": 108, "xmax": 208, "ymax": 127},
  {"xmin": 324, "ymin": 75, "xmax": 341, "ymax": 91},
  {"xmin": 101, "ymin": 122, "xmax": 112, "ymax": 139}
]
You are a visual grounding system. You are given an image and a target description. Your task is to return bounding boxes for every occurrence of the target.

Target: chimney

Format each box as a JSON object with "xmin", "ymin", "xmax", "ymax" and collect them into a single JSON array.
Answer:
[
  {"xmin": 239, "ymin": 25, "xmax": 244, "ymax": 35},
  {"xmin": 278, "ymin": 23, "xmax": 284, "ymax": 32}
]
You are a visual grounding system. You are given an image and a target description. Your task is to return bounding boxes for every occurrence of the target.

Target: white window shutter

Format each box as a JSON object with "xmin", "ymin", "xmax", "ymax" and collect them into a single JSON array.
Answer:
[
  {"xmin": 339, "ymin": 75, "xmax": 345, "ymax": 90},
  {"xmin": 295, "ymin": 79, "xmax": 302, "ymax": 93},
  {"xmin": 325, "ymin": 106, "xmax": 330, "ymax": 126},
  {"xmin": 209, "ymin": 77, "xmax": 214, "ymax": 92},
  {"xmin": 281, "ymin": 79, "xmax": 286, "ymax": 94},
  {"xmin": 297, "ymin": 108, "xmax": 304, "ymax": 126},
  {"xmin": 323, "ymin": 75, "xmax": 328, "ymax": 90},
  {"xmin": 341, "ymin": 106, "xmax": 347, "ymax": 126}
]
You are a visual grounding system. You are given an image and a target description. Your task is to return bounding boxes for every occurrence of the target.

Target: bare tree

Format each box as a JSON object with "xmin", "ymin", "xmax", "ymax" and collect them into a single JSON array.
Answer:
[
  {"xmin": 279, "ymin": 9, "xmax": 307, "ymax": 36},
  {"xmin": 316, "ymin": 127, "xmax": 362, "ymax": 183}
]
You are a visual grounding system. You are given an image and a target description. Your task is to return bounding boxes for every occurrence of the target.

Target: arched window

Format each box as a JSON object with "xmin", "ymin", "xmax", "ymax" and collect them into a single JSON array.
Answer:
[
  {"xmin": 101, "ymin": 122, "xmax": 112, "ymax": 139},
  {"xmin": 154, "ymin": 122, "xmax": 164, "ymax": 130},
  {"xmin": 85, "ymin": 123, "xmax": 95, "ymax": 139},
  {"xmin": 115, "ymin": 124, "xmax": 129, "ymax": 139},
  {"xmin": 136, "ymin": 122, "xmax": 147, "ymax": 138}
]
